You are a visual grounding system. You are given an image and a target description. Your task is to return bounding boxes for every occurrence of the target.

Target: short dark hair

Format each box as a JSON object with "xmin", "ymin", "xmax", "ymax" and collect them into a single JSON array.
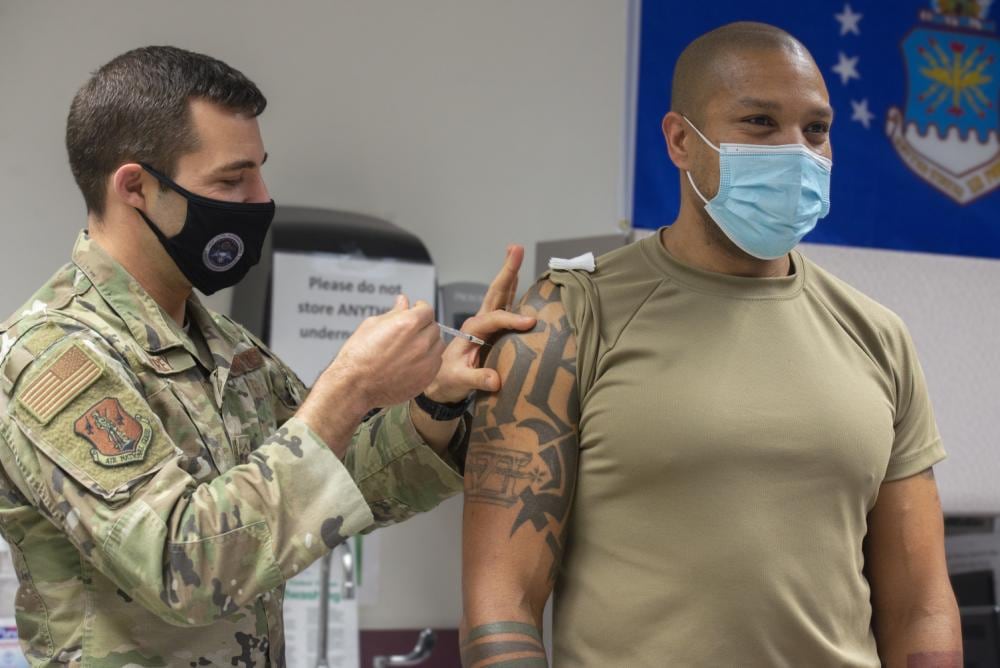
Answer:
[
  {"xmin": 66, "ymin": 46, "xmax": 267, "ymax": 216},
  {"xmin": 671, "ymin": 22, "xmax": 810, "ymax": 124}
]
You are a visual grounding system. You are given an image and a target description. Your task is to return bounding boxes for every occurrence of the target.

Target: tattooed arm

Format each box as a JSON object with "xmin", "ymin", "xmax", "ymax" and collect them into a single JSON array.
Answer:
[
  {"xmin": 460, "ymin": 280, "xmax": 579, "ymax": 668},
  {"xmin": 865, "ymin": 468, "xmax": 962, "ymax": 667}
]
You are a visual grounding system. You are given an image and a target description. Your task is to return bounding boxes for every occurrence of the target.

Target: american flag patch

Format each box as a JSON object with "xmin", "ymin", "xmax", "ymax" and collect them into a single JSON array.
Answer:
[{"xmin": 19, "ymin": 343, "xmax": 103, "ymax": 424}]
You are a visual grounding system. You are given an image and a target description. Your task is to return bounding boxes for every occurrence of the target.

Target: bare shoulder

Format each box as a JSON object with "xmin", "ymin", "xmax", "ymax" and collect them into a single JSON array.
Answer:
[
  {"xmin": 474, "ymin": 278, "xmax": 579, "ymax": 442},
  {"xmin": 465, "ymin": 278, "xmax": 579, "ymax": 583}
]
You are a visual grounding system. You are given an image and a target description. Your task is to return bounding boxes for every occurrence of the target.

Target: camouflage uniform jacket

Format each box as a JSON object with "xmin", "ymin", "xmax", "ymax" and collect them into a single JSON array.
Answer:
[{"xmin": 0, "ymin": 232, "xmax": 465, "ymax": 666}]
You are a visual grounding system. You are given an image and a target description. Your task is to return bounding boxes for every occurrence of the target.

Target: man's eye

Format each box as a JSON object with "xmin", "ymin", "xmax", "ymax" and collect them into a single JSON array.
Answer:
[
  {"xmin": 743, "ymin": 116, "xmax": 775, "ymax": 127},
  {"xmin": 219, "ymin": 177, "xmax": 242, "ymax": 187},
  {"xmin": 806, "ymin": 123, "xmax": 830, "ymax": 135}
]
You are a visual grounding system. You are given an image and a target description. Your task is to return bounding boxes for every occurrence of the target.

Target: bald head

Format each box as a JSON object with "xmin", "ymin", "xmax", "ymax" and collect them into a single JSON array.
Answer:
[{"xmin": 671, "ymin": 22, "xmax": 815, "ymax": 124}]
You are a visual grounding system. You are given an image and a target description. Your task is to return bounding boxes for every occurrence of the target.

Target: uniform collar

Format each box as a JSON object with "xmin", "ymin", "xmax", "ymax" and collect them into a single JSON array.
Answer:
[
  {"xmin": 71, "ymin": 231, "xmax": 234, "ymax": 369},
  {"xmin": 186, "ymin": 296, "xmax": 238, "ymax": 374}
]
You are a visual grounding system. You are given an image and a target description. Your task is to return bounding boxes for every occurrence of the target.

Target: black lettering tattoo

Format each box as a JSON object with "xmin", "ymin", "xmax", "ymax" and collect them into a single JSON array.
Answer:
[
  {"xmin": 466, "ymin": 280, "xmax": 580, "ymax": 585},
  {"xmin": 512, "ymin": 486, "xmax": 567, "ymax": 533},
  {"xmin": 510, "ymin": 439, "xmax": 576, "ymax": 534},
  {"xmin": 524, "ymin": 316, "xmax": 575, "ymax": 434},
  {"xmin": 490, "ymin": 336, "xmax": 538, "ymax": 428},
  {"xmin": 519, "ymin": 418, "xmax": 563, "ymax": 447},
  {"xmin": 467, "ymin": 446, "xmax": 535, "ymax": 507},
  {"xmin": 539, "ymin": 445, "xmax": 562, "ymax": 491},
  {"xmin": 521, "ymin": 280, "xmax": 561, "ymax": 311}
]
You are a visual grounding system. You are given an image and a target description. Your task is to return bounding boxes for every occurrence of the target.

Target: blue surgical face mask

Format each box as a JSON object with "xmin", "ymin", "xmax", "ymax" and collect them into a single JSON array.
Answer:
[{"xmin": 683, "ymin": 116, "xmax": 832, "ymax": 260}]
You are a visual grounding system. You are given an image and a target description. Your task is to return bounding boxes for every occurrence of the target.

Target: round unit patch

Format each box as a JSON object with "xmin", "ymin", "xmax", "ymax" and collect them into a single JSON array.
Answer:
[{"xmin": 203, "ymin": 233, "xmax": 245, "ymax": 272}]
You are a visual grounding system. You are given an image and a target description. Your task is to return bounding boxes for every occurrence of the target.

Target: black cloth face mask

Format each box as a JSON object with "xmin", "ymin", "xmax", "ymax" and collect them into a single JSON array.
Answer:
[{"xmin": 135, "ymin": 163, "xmax": 275, "ymax": 295}]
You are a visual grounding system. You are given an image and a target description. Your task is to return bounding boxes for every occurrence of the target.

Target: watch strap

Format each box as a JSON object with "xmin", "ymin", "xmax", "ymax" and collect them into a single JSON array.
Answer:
[{"xmin": 414, "ymin": 391, "xmax": 474, "ymax": 421}]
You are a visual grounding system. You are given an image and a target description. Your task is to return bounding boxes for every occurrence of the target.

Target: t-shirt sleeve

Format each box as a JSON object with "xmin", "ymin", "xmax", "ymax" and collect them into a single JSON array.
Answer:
[
  {"xmin": 546, "ymin": 270, "xmax": 600, "ymax": 401},
  {"xmin": 884, "ymin": 318, "xmax": 946, "ymax": 481}
]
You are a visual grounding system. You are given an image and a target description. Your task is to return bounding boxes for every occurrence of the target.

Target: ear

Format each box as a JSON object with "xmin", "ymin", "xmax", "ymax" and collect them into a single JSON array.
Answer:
[
  {"xmin": 111, "ymin": 163, "xmax": 150, "ymax": 210},
  {"xmin": 662, "ymin": 111, "xmax": 695, "ymax": 172}
]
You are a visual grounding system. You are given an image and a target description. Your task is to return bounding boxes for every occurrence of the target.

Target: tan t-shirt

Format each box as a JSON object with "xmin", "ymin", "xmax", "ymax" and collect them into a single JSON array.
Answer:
[{"xmin": 547, "ymin": 231, "xmax": 945, "ymax": 667}]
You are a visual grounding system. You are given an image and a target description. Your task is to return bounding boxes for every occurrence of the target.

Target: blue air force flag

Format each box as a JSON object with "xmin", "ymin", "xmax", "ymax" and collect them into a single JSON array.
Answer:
[{"xmin": 632, "ymin": 0, "xmax": 1000, "ymax": 259}]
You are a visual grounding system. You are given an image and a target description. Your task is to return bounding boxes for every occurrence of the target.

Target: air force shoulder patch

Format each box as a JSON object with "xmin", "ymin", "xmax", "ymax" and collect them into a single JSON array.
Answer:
[{"xmin": 74, "ymin": 397, "xmax": 153, "ymax": 467}]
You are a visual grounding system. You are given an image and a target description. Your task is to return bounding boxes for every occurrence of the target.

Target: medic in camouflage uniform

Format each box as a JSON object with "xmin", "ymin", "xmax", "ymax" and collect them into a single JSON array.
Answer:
[{"xmin": 0, "ymin": 46, "xmax": 529, "ymax": 666}]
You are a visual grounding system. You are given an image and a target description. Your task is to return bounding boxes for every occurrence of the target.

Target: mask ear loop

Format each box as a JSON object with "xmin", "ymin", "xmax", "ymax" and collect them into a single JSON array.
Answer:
[
  {"xmin": 680, "ymin": 115, "xmax": 720, "ymax": 205},
  {"xmin": 686, "ymin": 172, "xmax": 711, "ymax": 205}
]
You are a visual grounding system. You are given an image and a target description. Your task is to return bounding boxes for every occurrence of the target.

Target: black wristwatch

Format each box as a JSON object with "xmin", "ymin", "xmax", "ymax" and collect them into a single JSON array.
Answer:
[{"xmin": 414, "ymin": 391, "xmax": 475, "ymax": 421}]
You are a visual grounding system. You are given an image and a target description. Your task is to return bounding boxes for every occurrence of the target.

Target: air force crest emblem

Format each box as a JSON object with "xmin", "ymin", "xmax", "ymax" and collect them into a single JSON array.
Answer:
[
  {"xmin": 74, "ymin": 397, "xmax": 153, "ymax": 467},
  {"xmin": 886, "ymin": 0, "xmax": 1000, "ymax": 204}
]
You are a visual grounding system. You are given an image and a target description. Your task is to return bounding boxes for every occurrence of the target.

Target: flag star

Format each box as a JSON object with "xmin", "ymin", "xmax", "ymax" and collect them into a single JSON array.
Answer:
[
  {"xmin": 835, "ymin": 4, "xmax": 863, "ymax": 36},
  {"xmin": 851, "ymin": 99, "xmax": 874, "ymax": 129},
  {"xmin": 832, "ymin": 52, "xmax": 861, "ymax": 85}
]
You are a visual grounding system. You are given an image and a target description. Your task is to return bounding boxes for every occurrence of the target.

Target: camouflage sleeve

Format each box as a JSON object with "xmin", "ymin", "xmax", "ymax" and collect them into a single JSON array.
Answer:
[
  {"xmin": 252, "ymin": 335, "xmax": 465, "ymax": 527},
  {"xmin": 345, "ymin": 404, "xmax": 466, "ymax": 528},
  {"xmin": 0, "ymin": 328, "xmax": 374, "ymax": 626}
]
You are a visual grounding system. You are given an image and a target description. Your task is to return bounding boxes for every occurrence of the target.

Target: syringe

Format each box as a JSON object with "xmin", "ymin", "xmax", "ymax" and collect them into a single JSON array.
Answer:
[{"xmin": 437, "ymin": 323, "xmax": 487, "ymax": 347}]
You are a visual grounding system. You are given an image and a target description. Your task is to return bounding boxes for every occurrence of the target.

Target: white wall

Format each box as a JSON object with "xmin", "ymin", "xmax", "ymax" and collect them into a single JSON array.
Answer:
[
  {"xmin": 799, "ymin": 243, "xmax": 1000, "ymax": 516},
  {"xmin": 0, "ymin": 0, "xmax": 628, "ymax": 630},
  {"xmin": 0, "ymin": 0, "xmax": 626, "ymax": 316}
]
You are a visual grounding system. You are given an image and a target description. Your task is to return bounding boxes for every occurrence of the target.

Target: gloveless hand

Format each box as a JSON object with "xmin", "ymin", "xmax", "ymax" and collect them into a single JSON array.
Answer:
[
  {"xmin": 325, "ymin": 295, "xmax": 446, "ymax": 409},
  {"xmin": 424, "ymin": 245, "xmax": 536, "ymax": 404}
]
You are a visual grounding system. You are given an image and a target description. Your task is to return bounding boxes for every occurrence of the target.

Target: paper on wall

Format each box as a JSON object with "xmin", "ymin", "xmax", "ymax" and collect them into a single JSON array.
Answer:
[
  {"xmin": 282, "ymin": 550, "xmax": 359, "ymax": 668},
  {"xmin": 269, "ymin": 251, "xmax": 437, "ymax": 385}
]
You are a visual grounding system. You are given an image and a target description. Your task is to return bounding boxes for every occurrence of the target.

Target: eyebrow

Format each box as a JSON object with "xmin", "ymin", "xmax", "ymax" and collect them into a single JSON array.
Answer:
[
  {"xmin": 213, "ymin": 152, "xmax": 268, "ymax": 174},
  {"xmin": 733, "ymin": 97, "xmax": 834, "ymax": 119},
  {"xmin": 735, "ymin": 97, "xmax": 783, "ymax": 111}
]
